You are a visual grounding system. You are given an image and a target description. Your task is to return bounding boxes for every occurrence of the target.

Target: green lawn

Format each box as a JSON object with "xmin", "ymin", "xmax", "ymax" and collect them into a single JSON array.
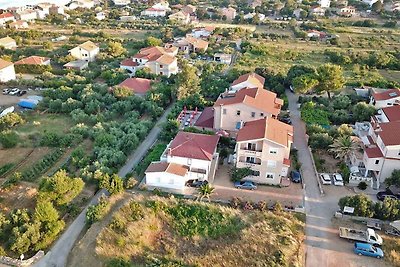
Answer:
[{"xmin": 16, "ymin": 113, "xmax": 74, "ymax": 136}]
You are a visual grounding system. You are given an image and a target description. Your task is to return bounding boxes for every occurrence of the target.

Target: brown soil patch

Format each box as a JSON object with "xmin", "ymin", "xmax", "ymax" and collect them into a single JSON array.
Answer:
[
  {"xmin": 0, "ymin": 148, "xmax": 33, "ymax": 167},
  {"xmin": 314, "ymin": 150, "xmax": 341, "ymax": 173},
  {"xmin": 0, "ymin": 180, "xmax": 38, "ymax": 213}
]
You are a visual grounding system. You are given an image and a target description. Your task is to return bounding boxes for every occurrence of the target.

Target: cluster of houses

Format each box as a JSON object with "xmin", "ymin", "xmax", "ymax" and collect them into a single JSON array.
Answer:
[
  {"xmin": 144, "ymin": 72, "xmax": 294, "ymax": 191},
  {"xmin": 351, "ymin": 88, "xmax": 400, "ymax": 189}
]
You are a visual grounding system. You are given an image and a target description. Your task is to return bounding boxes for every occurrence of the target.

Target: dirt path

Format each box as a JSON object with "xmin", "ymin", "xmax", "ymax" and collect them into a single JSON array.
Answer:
[{"xmin": 66, "ymin": 193, "xmax": 133, "ymax": 267}]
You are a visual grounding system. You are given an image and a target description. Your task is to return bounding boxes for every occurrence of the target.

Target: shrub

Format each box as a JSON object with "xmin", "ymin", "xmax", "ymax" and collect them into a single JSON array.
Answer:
[
  {"xmin": 358, "ymin": 182, "xmax": 368, "ymax": 190},
  {"xmin": 106, "ymin": 258, "xmax": 132, "ymax": 267},
  {"xmin": 0, "ymin": 163, "xmax": 14, "ymax": 176},
  {"xmin": 86, "ymin": 196, "xmax": 110, "ymax": 225},
  {"xmin": 230, "ymin": 167, "xmax": 252, "ymax": 182},
  {"xmin": 300, "ymin": 102, "xmax": 330, "ymax": 126},
  {"xmin": 242, "ymin": 201, "xmax": 254, "ymax": 211},
  {"xmin": 0, "ymin": 131, "xmax": 19, "ymax": 148},
  {"xmin": 230, "ymin": 197, "xmax": 242, "ymax": 209},
  {"xmin": 129, "ymin": 201, "xmax": 144, "ymax": 221}
]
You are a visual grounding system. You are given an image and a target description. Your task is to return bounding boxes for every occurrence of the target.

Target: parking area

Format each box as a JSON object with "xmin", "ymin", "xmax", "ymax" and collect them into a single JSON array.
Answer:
[
  {"xmin": 1, "ymin": 88, "xmax": 43, "ymax": 108},
  {"xmin": 211, "ymin": 164, "xmax": 304, "ymax": 206}
]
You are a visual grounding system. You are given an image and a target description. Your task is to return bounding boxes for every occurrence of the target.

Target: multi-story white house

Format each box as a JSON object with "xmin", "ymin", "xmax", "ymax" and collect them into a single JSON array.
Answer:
[
  {"xmin": 0, "ymin": 37, "xmax": 17, "ymax": 49},
  {"xmin": 14, "ymin": 9, "xmax": 37, "ymax": 21},
  {"xmin": 0, "ymin": 13, "xmax": 15, "ymax": 25},
  {"xmin": 120, "ymin": 46, "xmax": 178, "ymax": 77},
  {"xmin": 69, "ymin": 41, "xmax": 99, "ymax": 62},
  {"xmin": 0, "ymin": 59, "xmax": 16, "ymax": 82},
  {"xmin": 235, "ymin": 117, "xmax": 293, "ymax": 185},
  {"xmin": 369, "ymin": 88, "xmax": 400, "ymax": 108},
  {"xmin": 145, "ymin": 132, "xmax": 220, "ymax": 191},
  {"xmin": 213, "ymin": 87, "xmax": 283, "ymax": 132}
]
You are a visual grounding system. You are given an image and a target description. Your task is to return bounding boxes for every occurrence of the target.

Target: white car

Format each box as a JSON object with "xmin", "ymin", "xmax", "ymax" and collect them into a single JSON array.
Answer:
[
  {"xmin": 2, "ymin": 88, "xmax": 10, "ymax": 94},
  {"xmin": 319, "ymin": 173, "xmax": 332, "ymax": 185},
  {"xmin": 8, "ymin": 88, "xmax": 20, "ymax": 95},
  {"xmin": 333, "ymin": 173, "xmax": 344, "ymax": 186}
]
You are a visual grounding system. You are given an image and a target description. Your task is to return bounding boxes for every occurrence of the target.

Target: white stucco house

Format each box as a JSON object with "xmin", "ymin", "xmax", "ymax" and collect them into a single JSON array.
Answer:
[
  {"xmin": 0, "ymin": 59, "xmax": 16, "ymax": 82},
  {"xmin": 69, "ymin": 41, "xmax": 99, "ymax": 62},
  {"xmin": 369, "ymin": 88, "xmax": 400, "ymax": 108},
  {"xmin": 145, "ymin": 132, "xmax": 220, "ymax": 191}
]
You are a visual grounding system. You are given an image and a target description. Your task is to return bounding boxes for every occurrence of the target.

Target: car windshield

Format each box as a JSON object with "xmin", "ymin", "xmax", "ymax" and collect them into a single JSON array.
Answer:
[
  {"xmin": 335, "ymin": 175, "xmax": 343, "ymax": 181},
  {"xmin": 371, "ymin": 246, "xmax": 377, "ymax": 252},
  {"xmin": 322, "ymin": 175, "xmax": 330, "ymax": 181}
]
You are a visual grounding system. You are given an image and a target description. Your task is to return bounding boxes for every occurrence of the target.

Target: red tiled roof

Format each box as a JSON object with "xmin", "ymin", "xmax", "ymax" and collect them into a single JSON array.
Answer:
[
  {"xmin": 382, "ymin": 105, "xmax": 400, "ymax": 122},
  {"xmin": 14, "ymin": 56, "xmax": 50, "ymax": 65},
  {"xmin": 237, "ymin": 117, "xmax": 293, "ymax": 147},
  {"xmin": 0, "ymin": 58, "xmax": 13, "ymax": 69},
  {"xmin": 365, "ymin": 146, "xmax": 383, "ymax": 158},
  {"xmin": 145, "ymin": 162, "xmax": 189, "ymax": 177},
  {"xmin": 372, "ymin": 89, "xmax": 400, "ymax": 101},
  {"xmin": 168, "ymin": 131, "xmax": 220, "ymax": 161},
  {"xmin": 0, "ymin": 12, "xmax": 14, "ymax": 19},
  {"xmin": 214, "ymin": 87, "xmax": 282, "ymax": 116},
  {"xmin": 118, "ymin": 78, "xmax": 152, "ymax": 94},
  {"xmin": 194, "ymin": 107, "xmax": 214, "ymax": 129},
  {"xmin": 231, "ymin": 72, "xmax": 265, "ymax": 87},
  {"xmin": 120, "ymin": 58, "xmax": 138, "ymax": 67},
  {"xmin": 377, "ymin": 122, "xmax": 400, "ymax": 146}
]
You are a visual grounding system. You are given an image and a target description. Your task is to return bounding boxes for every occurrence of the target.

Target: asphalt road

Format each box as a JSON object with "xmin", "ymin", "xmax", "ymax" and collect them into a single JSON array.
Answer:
[
  {"xmin": 287, "ymin": 92, "xmax": 389, "ymax": 267},
  {"xmin": 33, "ymin": 105, "xmax": 173, "ymax": 267}
]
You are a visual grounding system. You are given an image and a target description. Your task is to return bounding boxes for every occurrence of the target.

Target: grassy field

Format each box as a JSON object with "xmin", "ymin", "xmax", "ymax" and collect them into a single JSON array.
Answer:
[
  {"xmin": 382, "ymin": 235, "xmax": 400, "ymax": 267},
  {"xmin": 95, "ymin": 195, "xmax": 305, "ymax": 267}
]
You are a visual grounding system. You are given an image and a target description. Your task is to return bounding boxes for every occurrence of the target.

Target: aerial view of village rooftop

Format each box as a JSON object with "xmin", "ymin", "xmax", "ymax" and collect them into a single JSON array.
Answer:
[{"xmin": 0, "ymin": 0, "xmax": 399, "ymax": 266}]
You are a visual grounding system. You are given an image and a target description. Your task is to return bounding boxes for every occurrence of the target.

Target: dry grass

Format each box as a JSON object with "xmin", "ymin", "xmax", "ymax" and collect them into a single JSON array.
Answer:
[
  {"xmin": 383, "ymin": 235, "xmax": 400, "ymax": 267},
  {"xmin": 96, "ymin": 195, "xmax": 305, "ymax": 266},
  {"xmin": 0, "ymin": 180, "xmax": 38, "ymax": 213}
]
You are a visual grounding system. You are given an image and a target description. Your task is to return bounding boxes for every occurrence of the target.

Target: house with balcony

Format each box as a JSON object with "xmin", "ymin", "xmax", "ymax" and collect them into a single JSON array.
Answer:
[
  {"xmin": 145, "ymin": 131, "xmax": 220, "ymax": 191},
  {"xmin": 351, "ymin": 105, "xmax": 400, "ymax": 188},
  {"xmin": 230, "ymin": 72, "xmax": 265, "ymax": 92},
  {"xmin": 120, "ymin": 46, "xmax": 178, "ymax": 77},
  {"xmin": 369, "ymin": 88, "xmax": 400, "ymax": 108},
  {"xmin": 69, "ymin": 41, "xmax": 99, "ymax": 62},
  {"xmin": 213, "ymin": 87, "xmax": 283, "ymax": 132},
  {"xmin": 235, "ymin": 117, "xmax": 293, "ymax": 185}
]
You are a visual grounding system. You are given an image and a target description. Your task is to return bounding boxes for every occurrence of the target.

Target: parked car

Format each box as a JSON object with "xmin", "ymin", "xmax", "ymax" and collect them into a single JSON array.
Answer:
[
  {"xmin": 2, "ymin": 88, "xmax": 10, "ymax": 94},
  {"xmin": 234, "ymin": 181, "xmax": 257, "ymax": 190},
  {"xmin": 279, "ymin": 117, "xmax": 292, "ymax": 125},
  {"xmin": 185, "ymin": 179, "xmax": 208, "ymax": 188},
  {"xmin": 319, "ymin": 173, "xmax": 332, "ymax": 185},
  {"xmin": 353, "ymin": 242, "xmax": 384, "ymax": 259},
  {"xmin": 377, "ymin": 186, "xmax": 400, "ymax": 201},
  {"xmin": 291, "ymin": 170, "xmax": 301, "ymax": 183},
  {"xmin": 8, "ymin": 88, "xmax": 20, "ymax": 95},
  {"xmin": 333, "ymin": 173, "xmax": 344, "ymax": 186},
  {"xmin": 17, "ymin": 90, "xmax": 27, "ymax": 97}
]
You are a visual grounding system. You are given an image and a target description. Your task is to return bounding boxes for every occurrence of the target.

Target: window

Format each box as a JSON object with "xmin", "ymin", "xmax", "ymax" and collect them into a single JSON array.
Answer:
[
  {"xmin": 155, "ymin": 177, "xmax": 161, "ymax": 183},
  {"xmin": 251, "ymin": 112, "xmax": 255, "ymax": 118},
  {"xmin": 246, "ymin": 157, "xmax": 255, "ymax": 163},
  {"xmin": 160, "ymin": 71, "xmax": 163, "ymax": 75},
  {"xmin": 168, "ymin": 178, "xmax": 174, "ymax": 184},
  {"xmin": 236, "ymin": 110, "xmax": 241, "ymax": 116},
  {"xmin": 375, "ymin": 160, "xmax": 380, "ymax": 164},
  {"xmin": 269, "ymin": 148, "xmax": 278, "ymax": 154},
  {"xmin": 260, "ymin": 113, "xmax": 264, "ymax": 117},
  {"xmin": 267, "ymin": 160, "xmax": 277, "ymax": 168},
  {"xmin": 223, "ymin": 108, "xmax": 227, "ymax": 114},
  {"xmin": 250, "ymin": 170, "xmax": 260, "ymax": 176},
  {"xmin": 236, "ymin": 121, "xmax": 242, "ymax": 129},
  {"xmin": 187, "ymin": 158, "xmax": 192, "ymax": 165},
  {"xmin": 398, "ymin": 151, "xmax": 400, "ymax": 156},
  {"xmin": 247, "ymin": 143, "xmax": 256, "ymax": 151},
  {"xmin": 266, "ymin": 173, "xmax": 274, "ymax": 179},
  {"xmin": 160, "ymin": 65, "xmax": 163, "ymax": 68}
]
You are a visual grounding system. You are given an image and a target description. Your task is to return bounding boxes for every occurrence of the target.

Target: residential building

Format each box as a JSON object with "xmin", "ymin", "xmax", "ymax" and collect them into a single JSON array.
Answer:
[
  {"xmin": 96, "ymin": 12, "xmax": 106, "ymax": 20},
  {"xmin": 152, "ymin": 1, "xmax": 171, "ymax": 11},
  {"xmin": 309, "ymin": 6, "xmax": 326, "ymax": 16},
  {"xmin": 0, "ymin": 59, "xmax": 16, "ymax": 82},
  {"xmin": 336, "ymin": 6, "xmax": 356, "ymax": 17},
  {"xmin": 68, "ymin": 0, "xmax": 95, "ymax": 10},
  {"xmin": 121, "ymin": 46, "xmax": 178, "ymax": 77},
  {"xmin": 0, "ymin": 36, "xmax": 17, "ymax": 49},
  {"xmin": 168, "ymin": 11, "xmax": 190, "ymax": 24},
  {"xmin": 49, "ymin": 4, "xmax": 65, "ymax": 15},
  {"xmin": 172, "ymin": 36, "xmax": 208, "ymax": 53},
  {"xmin": 213, "ymin": 87, "xmax": 283, "ymax": 132},
  {"xmin": 35, "ymin": 2, "xmax": 53, "ymax": 19},
  {"xmin": 306, "ymin": 30, "xmax": 326, "ymax": 38},
  {"xmin": 235, "ymin": 117, "xmax": 293, "ymax": 185},
  {"xmin": 14, "ymin": 9, "xmax": 37, "ymax": 21},
  {"xmin": 190, "ymin": 26, "xmax": 215, "ymax": 38},
  {"xmin": 373, "ymin": 105, "xmax": 400, "ymax": 124},
  {"xmin": 9, "ymin": 20, "xmax": 29, "ymax": 29},
  {"xmin": 369, "ymin": 88, "xmax": 400, "ymax": 108},
  {"xmin": 15, "ymin": 56, "xmax": 50, "ymax": 66},
  {"xmin": 63, "ymin": 60, "xmax": 88, "ymax": 71},
  {"xmin": 230, "ymin": 72, "xmax": 265, "ymax": 92},
  {"xmin": 362, "ymin": 0, "xmax": 382, "ymax": 6},
  {"xmin": 141, "ymin": 8, "xmax": 167, "ymax": 17},
  {"xmin": 194, "ymin": 107, "xmax": 215, "ymax": 130},
  {"xmin": 145, "ymin": 132, "xmax": 220, "ymax": 191},
  {"xmin": 319, "ymin": 0, "xmax": 331, "ymax": 8},
  {"xmin": 69, "ymin": 41, "xmax": 99, "ymax": 62},
  {"xmin": 118, "ymin": 77, "xmax": 152, "ymax": 96},
  {"xmin": 214, "ymin": 53, "xmax": 232, "ymax": 64},
  {"xmin": 0, "ymin": 13, "xmax": 15, "ymax": 25},
  {"xmin": 221, "ymin": 7, "xmax": 236, "ymax": 21}
]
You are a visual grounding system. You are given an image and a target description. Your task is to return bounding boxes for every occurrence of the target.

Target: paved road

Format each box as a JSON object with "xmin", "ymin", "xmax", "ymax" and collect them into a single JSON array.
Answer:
[
  {"xmin": 287, "ymin": 92, "xmax": 388, "ymax": 267},
  {"xmin": 33, "ymin": 105, "xmax": 173, "ymax": 267}
]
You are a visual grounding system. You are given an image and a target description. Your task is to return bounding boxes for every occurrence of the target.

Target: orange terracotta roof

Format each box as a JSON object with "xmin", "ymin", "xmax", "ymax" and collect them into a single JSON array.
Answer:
[
  {"xmin": 168, "ymin": 131, "xmax": 220, "ymax": 161},
  {"xmin": 118, "ymin": 78, "xmax": 152, "ymax": 94},
  {"xmin": 237, "ymin": 117, "xmax": 293, "ymax": 147},
  {"xmin": 184, "ymin": 36, "xmax": 208, "ymax": 50},
  {"xmin": 14, "ymin": 56, "xmax": 50, "ymax": 65},
  {"xmin": 0, "ymin": 58, "xmax": 13, "ymax": 69},
  {"xmin": 372, "ymin": 89, "xmax": 400, "ymax": 101},
  {"xmin": 145, "ymin": 162, "xmax": 189, "ymax": 177},
  {"xmin": 377, "ymin": 122, "xmax": 400, "ymax": 146},
  {"xmin": 231, "ymin": 72, "xmax": 265, "ymax": 88},
  {"xmin": 214, "ymin": 87, "xmax": 282, "ymax": 116},
  {"xmin": 77, "ymin": 41, "xmax": 98, "ymax": 52},
  {"xmin": 382, "ymin": 105, "xmax": 400, "ymax": 122},
  {"xmin": 120, "ymin": 58, "xmax": 138, "ymax": 67},
  {"xmin": 0, "ymin": 13, "xmax": 14, "ymax": 19},
  {"xmin": 155, "ymin": 54, "xmax": 176, "ymax": 65}
]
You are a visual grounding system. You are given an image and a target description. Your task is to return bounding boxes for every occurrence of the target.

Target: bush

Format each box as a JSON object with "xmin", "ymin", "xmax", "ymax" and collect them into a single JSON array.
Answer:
[
  {"xmin": 358, "ymin": 182, "xmax": 368, "ymax": 190},
  {"xmin": 86, "ymin": 196, "xmax": 110, "ymax": 225},
  {"xmin": 301, "ymin": 102, "xmax": 330, "ymax": 126},
  {"xmin": 20, "ymin": 149, "xmax": 64, "ymax": 181},
  {"xmin": 0, "ymin": 131, "xmax": 19, "ymax": 148},
  {"xmin": 0, "ymin": 163, "xmax": 14, "ymax": 176},
  {"xmin": 230, "ymin": 167, "xmax": 252, "ymax": 182},
  {"xmin": 230, "ymin": 197, "xmax": 242, "ymax": 209}
]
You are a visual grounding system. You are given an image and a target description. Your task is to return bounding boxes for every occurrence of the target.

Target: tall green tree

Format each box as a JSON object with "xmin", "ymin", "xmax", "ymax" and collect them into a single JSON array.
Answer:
[
  {"xmin": 315, "ymin": 64, "xmax": 345, "ymax": 99},
  {"xmin": 176, "ymin": 61, "xmax": 200, "ymax": 100},
  {"xmin": 106, "ymin": 41, "xmax": 127, "ymax": 58},
  {"xmin": 292, "ymin": 74, "xmax": 318, "ymax": 94}
]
